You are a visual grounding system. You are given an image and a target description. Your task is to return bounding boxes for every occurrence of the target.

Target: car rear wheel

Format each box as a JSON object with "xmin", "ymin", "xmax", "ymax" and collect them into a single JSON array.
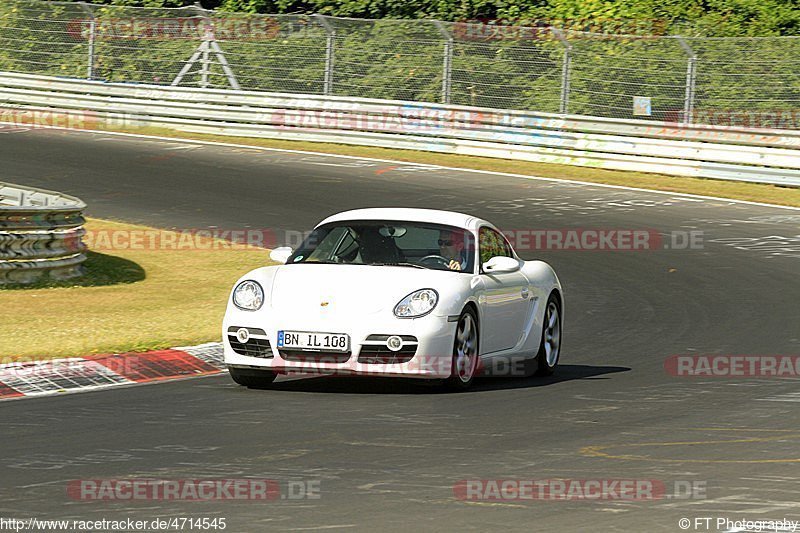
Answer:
[
  {"xmin": 534, "ymin": 294, "xmax": 561, "ymax": 376},
  {"xmin": 444, "ymin": 308, "xmax": 479, "ymax": 391},
  {"xmin": 228, "ymin": 366, "xmax": 276, "ymax": 388}
]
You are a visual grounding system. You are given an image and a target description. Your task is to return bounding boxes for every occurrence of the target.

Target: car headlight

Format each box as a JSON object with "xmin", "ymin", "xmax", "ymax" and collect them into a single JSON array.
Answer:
[
  {"xmin": 394, "ymin": 289, "xmax": 438, "ymax": 318},
  {"xmin": 232, "ymin": 280, "xmax": 264, "ymax": 311}
]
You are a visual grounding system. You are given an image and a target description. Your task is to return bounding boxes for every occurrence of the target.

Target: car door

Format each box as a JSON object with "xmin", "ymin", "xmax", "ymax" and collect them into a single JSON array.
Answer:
[{"xmin": 476, "ymin": 226, "xmax": 531, "ymax": 354}]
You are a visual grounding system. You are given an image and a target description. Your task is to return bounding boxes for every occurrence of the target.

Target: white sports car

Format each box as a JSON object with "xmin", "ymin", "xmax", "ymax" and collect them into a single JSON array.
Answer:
[{"xmin": 223, "ymin": 208, "xmax": 563, "ymax": 390}]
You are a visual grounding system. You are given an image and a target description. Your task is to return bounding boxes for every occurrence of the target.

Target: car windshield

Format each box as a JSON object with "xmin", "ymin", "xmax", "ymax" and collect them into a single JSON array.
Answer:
[{"xmin": 287, "ymin": 220, "xmax": 476, "ymax": 273}]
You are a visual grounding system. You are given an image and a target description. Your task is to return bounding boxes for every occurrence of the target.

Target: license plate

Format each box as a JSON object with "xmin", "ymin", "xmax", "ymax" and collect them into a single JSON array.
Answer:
[{"xmin": 277, "ymin": 331, "xmax": 350, "ymax": 352}]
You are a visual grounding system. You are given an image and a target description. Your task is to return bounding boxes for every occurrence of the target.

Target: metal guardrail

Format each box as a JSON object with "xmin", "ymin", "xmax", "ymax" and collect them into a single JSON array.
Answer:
[
  {"xmin": 1, "ymin": 72, "xmax": 799, "ymax": 187},
  {"xmin": 0, "ymin": 181, "xmax": 86, "ymax": 284}
]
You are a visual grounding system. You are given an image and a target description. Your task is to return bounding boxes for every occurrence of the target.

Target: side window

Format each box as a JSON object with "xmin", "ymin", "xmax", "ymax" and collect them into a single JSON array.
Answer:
[
  {"xmin": 500, "ymin": 234, "xmax": 514, "ymax": 257},
  {"xmin": 479, "ymin": 227, "xmax": 512, "ymax": 264}
]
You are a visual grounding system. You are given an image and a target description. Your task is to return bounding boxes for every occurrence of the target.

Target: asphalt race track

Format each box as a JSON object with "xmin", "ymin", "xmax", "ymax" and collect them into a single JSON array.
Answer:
[{"xmin": 2, "ymin": 128, "xmax": 799, "ymax": 531}]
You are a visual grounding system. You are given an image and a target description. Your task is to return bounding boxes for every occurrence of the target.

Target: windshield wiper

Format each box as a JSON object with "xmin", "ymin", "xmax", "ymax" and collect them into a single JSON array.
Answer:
[
  {"xmin": 369, "ymin": 262, "xmax": 429, "ymax": 269},
  {"xmin": 300, "ymin": 261, "xmax": 428, "ymax": 269}
]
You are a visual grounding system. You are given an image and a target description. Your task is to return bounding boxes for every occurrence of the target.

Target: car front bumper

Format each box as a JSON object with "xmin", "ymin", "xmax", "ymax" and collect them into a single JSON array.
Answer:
[{"xmin": 223, "ymin": 307, "xmax": 457, "ymax": 379}]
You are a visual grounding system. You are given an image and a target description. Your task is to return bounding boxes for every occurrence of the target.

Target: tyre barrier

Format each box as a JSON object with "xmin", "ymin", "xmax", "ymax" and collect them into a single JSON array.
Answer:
[{"xmin": 0, "ymin": 182, "xmax": 86, "ymax": 284}]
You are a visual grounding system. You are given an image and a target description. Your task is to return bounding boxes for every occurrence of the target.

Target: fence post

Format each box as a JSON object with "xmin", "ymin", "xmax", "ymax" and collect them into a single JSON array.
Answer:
[
  {"xmin": 433, "ymin": 21, "xmax": 453, "ymax": 104},
  {"xmin": 193, "ymin": 5, "xmax": 212, "ymax": 89},
  {"xmin": 313, "ymin": 15, "xmax": 336, "ymax": 96},
  {"xmin": 553, "ymin": 29, "xmax": 571, "ymax": 114},
  {"xmin": 200, "ymin": 43, "xmax": 211, "ymax": 89},
  {"xmin": 676, "ymin": 36, "xmax": 697, "ymax": 125},
  {"xmin": 79, "ymin": 3, "xmax": 96, "ymax": 80}
]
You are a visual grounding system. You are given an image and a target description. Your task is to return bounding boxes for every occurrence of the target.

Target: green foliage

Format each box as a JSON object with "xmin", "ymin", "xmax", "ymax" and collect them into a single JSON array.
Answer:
[
  {"xmin": 531, "ymin": 0, "xmax": 800, "ymax": 37},
  {"xmin": 2, "ymin": 0, "xmax": 799, "ymax": 123},
  {"xmin": 64, "ymin": 0, "xmax": 800, "ymax": 36}
]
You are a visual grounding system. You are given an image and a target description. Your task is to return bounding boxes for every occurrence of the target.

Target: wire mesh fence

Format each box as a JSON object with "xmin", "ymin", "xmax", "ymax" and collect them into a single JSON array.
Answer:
[{"xmin": 2, "ymin": 0, "xmax": 800, "ymax": 129}]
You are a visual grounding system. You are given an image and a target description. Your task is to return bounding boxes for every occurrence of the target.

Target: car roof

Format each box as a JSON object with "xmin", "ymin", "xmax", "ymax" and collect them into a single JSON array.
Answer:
[{"xmin": 317, "ymin": 208, "xmax": 491, "ymax": 232}]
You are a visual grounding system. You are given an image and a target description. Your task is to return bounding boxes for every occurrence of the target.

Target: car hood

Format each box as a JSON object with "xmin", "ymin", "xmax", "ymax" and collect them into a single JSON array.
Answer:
[{"xmin": 268, "ymin": 264, "xmax": 458, "ymax": 316}]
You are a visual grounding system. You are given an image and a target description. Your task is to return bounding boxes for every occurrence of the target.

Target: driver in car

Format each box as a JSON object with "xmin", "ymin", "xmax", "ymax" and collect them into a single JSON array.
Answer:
[{"xmin": 438, "ymin": 229, "xmax": 469, "ymax": 271}]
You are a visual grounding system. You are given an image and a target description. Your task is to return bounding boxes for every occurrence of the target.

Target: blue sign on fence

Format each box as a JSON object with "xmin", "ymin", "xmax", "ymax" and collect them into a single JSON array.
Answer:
[{"xmin": 633, "ymin": 96, "xmax": 652, "ymax": 116}]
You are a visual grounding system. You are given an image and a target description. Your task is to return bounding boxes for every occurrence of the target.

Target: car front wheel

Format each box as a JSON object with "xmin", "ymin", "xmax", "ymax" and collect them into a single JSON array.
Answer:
[
  {"xmin": 534, "ymin": 294, "xmax": 562, "ymax": 376},
  {"xmin": 444, "ymin": 308, "xmax": 480, "ymax": 391}
]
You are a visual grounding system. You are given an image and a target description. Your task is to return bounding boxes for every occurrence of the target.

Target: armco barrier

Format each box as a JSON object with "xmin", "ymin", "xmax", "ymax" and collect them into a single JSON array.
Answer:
[
  {"xmin": 1, "ymin": 71, "xmax": 799, "ymax": 187},
  {"xmin": 0, "ymin": 182, "xmax": 86, "ymax": 284}
]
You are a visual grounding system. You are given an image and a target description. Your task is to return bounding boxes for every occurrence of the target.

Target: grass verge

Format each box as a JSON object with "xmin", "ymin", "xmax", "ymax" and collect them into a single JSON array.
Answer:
[
  {"xmin": 100, "ymin": 125, "xmax": 800, "ymax": 208},
  {"xmin": 0, "ymin": 218, "xmax": 269, "ymax": 362}
]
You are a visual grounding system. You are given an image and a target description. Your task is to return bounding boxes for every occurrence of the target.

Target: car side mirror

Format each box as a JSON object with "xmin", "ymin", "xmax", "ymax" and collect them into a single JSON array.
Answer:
[
  {"xmin": 269, "ymin": 246, "xmax": 293, "ymax": 264},
  {"xmin": 482, "ymin": 256, "xmax": 520, "ymax": 274}
]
